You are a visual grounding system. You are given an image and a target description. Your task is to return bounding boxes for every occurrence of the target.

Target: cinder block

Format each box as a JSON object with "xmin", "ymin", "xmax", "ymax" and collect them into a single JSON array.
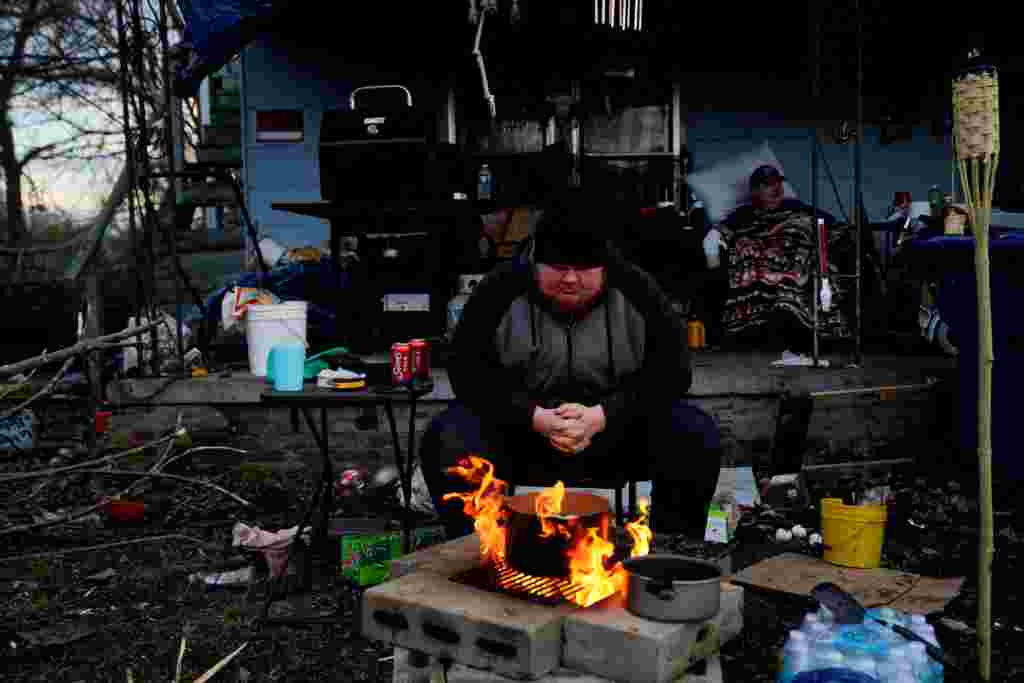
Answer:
[
  {"xmin": 390, "ymin": 647, "xmax": 724, "ymax": 683},
  {"xmin": 561, "ymin": 582, "xmax": 743, "ymax": 683},
  {"xmin": 363, "ymin": 569, "xmax": 574, "ymax": 680},
  {"xmin": 391, "ymin": 534, "xmax": 480, "ymax": 579}
]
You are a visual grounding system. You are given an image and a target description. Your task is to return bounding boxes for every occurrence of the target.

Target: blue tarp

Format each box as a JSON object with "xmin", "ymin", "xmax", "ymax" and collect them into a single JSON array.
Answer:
[{"xmin": 173, "ymin": 0, "xmax": 289, "ymax": 97}]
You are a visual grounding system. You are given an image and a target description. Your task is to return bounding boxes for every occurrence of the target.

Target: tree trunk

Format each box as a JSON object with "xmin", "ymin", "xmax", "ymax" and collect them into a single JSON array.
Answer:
[{"xmin": 0, "ymin": 116, "xmax": 26, "ymax": 246}]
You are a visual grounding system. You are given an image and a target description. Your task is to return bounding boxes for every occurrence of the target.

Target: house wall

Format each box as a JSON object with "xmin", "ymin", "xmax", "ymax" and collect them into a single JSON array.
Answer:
[
  {"xmin": 239, "ymin": 38, "xmax": 1017, "ymax": 260},
  {"xmin": 240, "ymin": 36, "xmax": 354, "ymax": 254}
]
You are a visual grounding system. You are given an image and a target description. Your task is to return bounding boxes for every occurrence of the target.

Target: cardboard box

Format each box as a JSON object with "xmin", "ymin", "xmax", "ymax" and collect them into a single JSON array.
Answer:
[{"xmin": 333, "ymin": 520, "xmax": 446, "ymax": 586}]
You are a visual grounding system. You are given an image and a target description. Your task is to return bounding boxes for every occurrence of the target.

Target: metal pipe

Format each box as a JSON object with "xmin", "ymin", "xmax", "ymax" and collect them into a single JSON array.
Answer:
[
  {"xmin": 113, "ymin": 0, "xmax": 146, "ymax": 332},
  {"xmin": 808, "ymin": 380, "xmax": 937, "ymax": 399},
  {"xmin": 672, "ymin": 81, "xmax": 683, "ymax": 212},
  {"xmin": 802, "ymin": 457, "xmax": 913, "ymax": 473},
  {"xmin": 444, "ymin": 87, "xmax": 457, "ymax": 144},
  {"xmin": 158, "ymin": 0, "xmax": 185, "ymax": 370},
  {"xmin": 571, "ymin": 80, "xmax": 582, "ymax": 187},
  {"xmin": 810, "ymin": 2, "xmax": 821, "ymax": 366},
  {"xmin": 129, "ymin": 0, "xmax": 161, "ymax": 375},
  {"xmin": 472, "ymin": 8, "xmax": 496, "ymax": 119},
  {"xmin": 854, "ymin": 0, "xmax": 864, "ymax": 366}
]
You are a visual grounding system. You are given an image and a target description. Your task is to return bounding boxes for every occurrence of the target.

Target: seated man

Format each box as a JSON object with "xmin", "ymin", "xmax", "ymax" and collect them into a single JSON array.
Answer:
[
  {"xmin": 717, "ymin": 165, "xmax": 855, "ymax": 350},
  {"xmin": 420, "ymin": 190, "xmax": 722, "ymax": 540}
]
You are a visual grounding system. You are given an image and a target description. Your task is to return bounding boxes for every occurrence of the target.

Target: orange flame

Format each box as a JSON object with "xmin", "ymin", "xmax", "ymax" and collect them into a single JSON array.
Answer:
[
  {"xmin": 447, "ymin": 458, "xmax": 653, "ymax": 607},
  {"xmin": 442, "ymin": 456, "xmax": 508, "ymax": 563},
  {"xmin": 536, "ymin": 481, "xmax": 571, "ymax": 539},
  {"xmin": 567, "ymin": 525, "xmax": 620, "ymax": 606},
  {"xmin": 625, "ymin": 498, "xmax": 652, "ymax": 557}
]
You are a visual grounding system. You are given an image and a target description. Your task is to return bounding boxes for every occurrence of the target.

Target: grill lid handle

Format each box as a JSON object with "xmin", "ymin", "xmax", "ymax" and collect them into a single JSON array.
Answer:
[{"xmin": 350, "ymin": 85, "xmax": 413, "ymax": 111}]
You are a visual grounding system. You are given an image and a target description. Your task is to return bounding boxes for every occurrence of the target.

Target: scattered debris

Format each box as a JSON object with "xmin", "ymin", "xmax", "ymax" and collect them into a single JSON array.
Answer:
[{"xmin": 84, "ymin": 568, "xmax": 118, "ymax": 582}]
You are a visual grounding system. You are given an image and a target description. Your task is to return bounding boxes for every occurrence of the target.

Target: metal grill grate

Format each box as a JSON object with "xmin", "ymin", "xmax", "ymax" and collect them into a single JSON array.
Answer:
[{"xmin": 450, "ymin": 559, "xmax": 589, "ymax": 607}]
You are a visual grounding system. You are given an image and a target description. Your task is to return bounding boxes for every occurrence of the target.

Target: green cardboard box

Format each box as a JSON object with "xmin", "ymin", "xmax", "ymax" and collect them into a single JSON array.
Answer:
[{"xmin": 335, "ymin": 520, "xmax": 446, "ymax": 586}]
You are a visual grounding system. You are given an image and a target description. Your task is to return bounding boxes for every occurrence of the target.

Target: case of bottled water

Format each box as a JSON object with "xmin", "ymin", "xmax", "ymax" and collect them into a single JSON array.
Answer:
[{"xmin": 777, "ymin": 606, "xmax": 943, "ymax": 683}]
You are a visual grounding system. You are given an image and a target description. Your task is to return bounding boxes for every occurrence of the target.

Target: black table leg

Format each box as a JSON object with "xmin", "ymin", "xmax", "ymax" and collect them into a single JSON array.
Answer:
[
  {"xmin": 299, "ymin": 406, "xmax": 334, "ymax": 564},
  {"xmin": 382, "ymin": 400, "xmax": 412, "ymax": 554}
]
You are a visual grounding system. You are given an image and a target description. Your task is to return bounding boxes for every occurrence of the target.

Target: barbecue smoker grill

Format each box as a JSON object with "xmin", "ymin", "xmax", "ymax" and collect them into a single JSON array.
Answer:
[{"xmin": 318, "ymin": 85, "xmax": 475, "ymax": 348}]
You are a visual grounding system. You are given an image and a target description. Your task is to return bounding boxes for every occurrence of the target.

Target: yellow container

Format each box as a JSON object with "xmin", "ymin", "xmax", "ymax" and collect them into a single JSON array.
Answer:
[{"xmin": 820, "ymin": 498, "xmax": 887, "ymax": 569}]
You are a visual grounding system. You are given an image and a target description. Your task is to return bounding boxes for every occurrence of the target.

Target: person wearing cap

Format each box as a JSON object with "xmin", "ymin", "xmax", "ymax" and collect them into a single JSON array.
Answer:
[
  {"xmin": 419, "ymin": 190, "xmax": 722, "ymax": 540},
  {"xmin": 715, "ymin": 164, "xmax": 854, "ymax": 349}
]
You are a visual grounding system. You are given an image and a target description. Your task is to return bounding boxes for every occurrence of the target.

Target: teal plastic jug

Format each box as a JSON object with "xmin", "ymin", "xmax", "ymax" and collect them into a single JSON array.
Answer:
[{"xmin": 267, "ymin": 342, "xmax": 306, "ymax": 391}]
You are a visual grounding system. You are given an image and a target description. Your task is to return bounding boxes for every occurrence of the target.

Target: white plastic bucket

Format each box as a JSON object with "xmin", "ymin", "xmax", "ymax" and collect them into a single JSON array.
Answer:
[{"xmin": 245, "ymin": 301, "xmax": 308, "ymax": 377}]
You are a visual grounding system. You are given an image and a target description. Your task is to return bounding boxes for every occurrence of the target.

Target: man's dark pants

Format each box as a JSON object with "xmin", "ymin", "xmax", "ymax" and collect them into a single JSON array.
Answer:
[{"xmin": 419, "ymin": 400, "xmax": 722, "ymax": 540}]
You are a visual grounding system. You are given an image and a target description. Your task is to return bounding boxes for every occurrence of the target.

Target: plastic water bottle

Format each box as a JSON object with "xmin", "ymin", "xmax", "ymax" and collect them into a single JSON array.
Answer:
[
  {"xmin": 847, "ymin": 654, "xmax": 878, "ymax": 678},
  {"xmin": 819, "ymin": 277, "xmax": 833, "ymax": 313},
  {"xmin": 702, "ymin": 227, "xmax": 722, "ymax": 269},
  {"xmin": 779, "ymin": 632, "xmax": 812, "ymax": 683},
  {"xmin": 805, "ymin": 621, "xmax": 833, "ymax": 645},
  {"xmin": 910, "ymin": 614, "xmax": 939, "ymax": 647},
  {"xmin": 477, "ymin": 164, "xmax": 494, "ymax": 201},
  {"xmin": 905, "ymin": 642, "xmax": 930, "ymax": 682},
  {"xmin": 811, "ymin": 645, "xmax": 845, "ymax": 670}
]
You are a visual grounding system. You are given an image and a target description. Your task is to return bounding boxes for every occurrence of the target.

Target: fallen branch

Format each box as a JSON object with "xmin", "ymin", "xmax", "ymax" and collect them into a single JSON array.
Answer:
[
  {"xmin": 0, "ymin": 357, "xmax": 77, "ymax": 422},
  {"xmin": 73, "ymin": 469, "xmax": 254, "ymax": 507},
  {"xmin": 0, "ymin": 534, "xmax": 214, "ymax": 563},
  {"xmin": 0, "ymin": 320, "xmax": 163, "ymax": 379},
  {"xmin": 157, "ymin": 446, "xmax": 251, "ymax": 473},
  {"xmin": 192, "ymin": 642, "xmax": 249, "ymax": 683},
  {"xmin": 0, "ymin": 465, "xmax": 249, "ymax": 538},
  {"xmin": 0, "ymin": 430, "xmax": 182, "ymax": 483}
]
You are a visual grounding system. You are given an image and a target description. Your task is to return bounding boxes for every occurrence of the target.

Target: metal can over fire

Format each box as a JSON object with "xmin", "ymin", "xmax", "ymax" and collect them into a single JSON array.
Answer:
[
  {"xmin": 390, "ymin": 342, "xmax": 412, "ymax": 385},
  {"xmin": 410, "ymin": 338, "xmax": 431, "ymax": 380}
]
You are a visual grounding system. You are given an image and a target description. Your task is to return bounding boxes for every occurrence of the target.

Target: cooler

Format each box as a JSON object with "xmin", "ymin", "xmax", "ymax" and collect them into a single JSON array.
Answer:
[{"xmin": 909, "ymin": 231, "xmax": 1024, "ymax": 479}]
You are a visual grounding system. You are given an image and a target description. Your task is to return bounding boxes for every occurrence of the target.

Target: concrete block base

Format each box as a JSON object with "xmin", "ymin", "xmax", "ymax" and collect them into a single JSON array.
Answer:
[{"xmin": 390, "ymin": 647, "xmax": 724, "ymax": 683}]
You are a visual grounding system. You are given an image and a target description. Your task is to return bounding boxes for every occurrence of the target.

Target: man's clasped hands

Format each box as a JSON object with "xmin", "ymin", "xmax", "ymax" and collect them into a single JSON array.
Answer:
[{"xmin": 532, "ymin": 403, "xmax": 608, "ymax": 455}]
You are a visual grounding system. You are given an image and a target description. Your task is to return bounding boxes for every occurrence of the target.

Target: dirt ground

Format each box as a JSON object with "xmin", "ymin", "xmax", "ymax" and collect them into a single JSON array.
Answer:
[{"xmin": 3, "ymin": 410, "xmax": 1024, "ymax": 682}]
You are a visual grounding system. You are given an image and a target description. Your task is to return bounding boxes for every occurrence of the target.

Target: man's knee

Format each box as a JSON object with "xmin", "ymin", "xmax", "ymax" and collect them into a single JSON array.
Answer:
[
  {"xmin": 421, "ymin": 402, "xmax": 492, "ymax": 470},
  {"xmin": 669, "ymin": 401, "xmax": 722, "ymax": 452}
]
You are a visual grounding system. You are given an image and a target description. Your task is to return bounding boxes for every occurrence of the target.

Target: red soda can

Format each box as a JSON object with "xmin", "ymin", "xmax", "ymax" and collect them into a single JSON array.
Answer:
[
  {"xmin": 410, "ymin": 338, "xmax": 431, "ymax": 380},
  {"xmin": 390, "ymin": 342, "xmax": 412, "ymax": 384}
]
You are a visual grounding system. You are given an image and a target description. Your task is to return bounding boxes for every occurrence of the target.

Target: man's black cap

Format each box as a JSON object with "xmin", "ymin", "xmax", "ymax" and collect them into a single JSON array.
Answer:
[{"xmin": 749, "ymin": 164, "xmax": 785, "ymax": 189}]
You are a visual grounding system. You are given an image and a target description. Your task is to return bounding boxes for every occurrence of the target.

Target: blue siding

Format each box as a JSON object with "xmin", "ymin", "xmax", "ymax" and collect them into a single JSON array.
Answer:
[{"xmin": 241, "ymin": 34, "xmax": 353, "ymax": 250}]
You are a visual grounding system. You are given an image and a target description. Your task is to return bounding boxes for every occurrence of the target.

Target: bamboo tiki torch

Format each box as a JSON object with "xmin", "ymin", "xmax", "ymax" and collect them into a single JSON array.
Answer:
[{"xmin": 952, "ymin": 55, "xmax": 999, "ymax": 682}]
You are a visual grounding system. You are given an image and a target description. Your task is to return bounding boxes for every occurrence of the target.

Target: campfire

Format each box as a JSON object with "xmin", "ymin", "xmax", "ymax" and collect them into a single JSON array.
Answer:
[{"xmin": 443, "ymin": 456, "xmax": 652, "ymax": 607}]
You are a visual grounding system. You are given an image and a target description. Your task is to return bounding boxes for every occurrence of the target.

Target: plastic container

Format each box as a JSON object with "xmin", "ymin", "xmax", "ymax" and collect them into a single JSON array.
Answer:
[
  {"xmin": 95, "ymin": 410, "xmax": 113, "ymax": 434},
  {"xmin": 782, "ymin": 606, "xmax": 945, "ymax": 683},
  {"xmin": 267, "ymin": 341, "xmax": 306, "ymax": 391},
  {"xmin": 245, "ymin": 301, "xmax": 308, "ymax": 377},
  {"xmin": 108, "ymin": 500, "xmax": 146, "ymax": 522},
  {"xmin": 820, "ymin": 498, "xmax": 887, "ymax": 569},
  {"xmin": 935, "ymin": 259, "xmax": 1024, "ymax": 479}
]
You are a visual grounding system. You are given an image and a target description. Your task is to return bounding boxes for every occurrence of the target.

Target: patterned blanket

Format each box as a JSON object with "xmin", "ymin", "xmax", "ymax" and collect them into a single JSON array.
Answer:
[{"xmin": 718, "ymin": 200, "xmax": 854, "ymax": 340}]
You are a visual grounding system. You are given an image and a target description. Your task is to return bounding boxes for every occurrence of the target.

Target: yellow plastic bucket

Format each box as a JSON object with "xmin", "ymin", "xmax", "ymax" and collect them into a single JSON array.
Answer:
[{"xmin": 820, "ymin": 498, "xmax": 887, "ymax": 569}]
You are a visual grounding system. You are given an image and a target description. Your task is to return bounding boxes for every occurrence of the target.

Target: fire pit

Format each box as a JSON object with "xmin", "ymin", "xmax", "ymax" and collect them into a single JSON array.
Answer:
[
  {"xmin": 362, "ymin": 458, "xmax": 741, "ymax": 682},
  {"xmin": 441, "ymin": 458, "xmax": 651, "ymax": 609}
]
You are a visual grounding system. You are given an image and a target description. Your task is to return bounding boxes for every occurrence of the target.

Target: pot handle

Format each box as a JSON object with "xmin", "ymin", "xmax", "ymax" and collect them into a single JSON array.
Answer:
[{"xmin": 646, "ymin": 581, "xmax": 677, "ymax": 601}]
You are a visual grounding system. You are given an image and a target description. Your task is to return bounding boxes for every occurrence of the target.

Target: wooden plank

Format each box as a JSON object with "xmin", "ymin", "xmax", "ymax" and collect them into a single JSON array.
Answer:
[{"xmin": 729, "ymin": 553, "xmax": 963, "ymax": 615}]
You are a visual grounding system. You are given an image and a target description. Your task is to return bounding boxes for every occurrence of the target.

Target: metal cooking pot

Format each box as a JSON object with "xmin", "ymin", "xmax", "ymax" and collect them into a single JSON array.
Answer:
[
  {"xmin": 622, "ymin": 554, "xmax": 722, "ymax": 622},
  {"xmin": 504, "ymin": 492, "xmax": 610, "ymax": 578}
]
